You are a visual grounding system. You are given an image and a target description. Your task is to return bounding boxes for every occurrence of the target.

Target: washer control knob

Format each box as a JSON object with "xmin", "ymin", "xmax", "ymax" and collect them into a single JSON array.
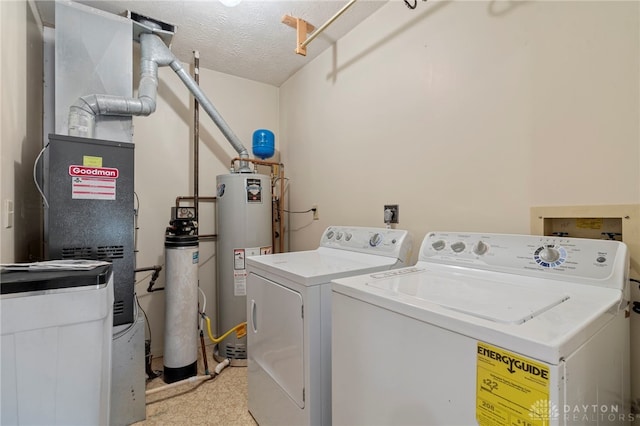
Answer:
[
  {"xmin": 336, "ymin": 231, "xmax": 343, "ymax": 240},
  {"xmin": 432, "ymin": 240, "xmax": 446, "ymax": 251},
  {"xmin": 450, "ymin": 242, "xmax": 466, "ymax": 253},
  {"xmin": 539, "ymin": 246, "xmax": 561, "ymax": 263},
  {"xmin": 345, "ymin": 232, "xmax": 352, "ymax": 241},
  {"xmin": 473, "ymin": 240, "xmax": 488, "ymax": 256},
  {"xmin": 369, "ymin": 233, "xmax": 383, "ymax": 247},
  {"xmin": 326, "ymin": 230, "xmax": 335, "ymax": 240}
]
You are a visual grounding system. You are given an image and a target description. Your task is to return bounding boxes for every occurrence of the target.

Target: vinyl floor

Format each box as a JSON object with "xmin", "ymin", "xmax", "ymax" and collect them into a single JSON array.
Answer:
[{"xmin": 133, "ymin": 346, "xmax": 257, "ymax": 426}]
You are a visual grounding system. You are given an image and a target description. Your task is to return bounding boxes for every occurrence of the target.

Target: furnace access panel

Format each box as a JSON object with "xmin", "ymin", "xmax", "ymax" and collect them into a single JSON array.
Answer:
[{"xmin": 45, "ymin": 134, "xmax": 135, "ymax": 325}]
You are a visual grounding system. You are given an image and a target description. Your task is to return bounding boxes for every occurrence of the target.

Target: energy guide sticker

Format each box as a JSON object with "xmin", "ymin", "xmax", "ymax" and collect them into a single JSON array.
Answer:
[{"xmin": 476, "ymin": 342, "xmax": 551, "ymax": 426}]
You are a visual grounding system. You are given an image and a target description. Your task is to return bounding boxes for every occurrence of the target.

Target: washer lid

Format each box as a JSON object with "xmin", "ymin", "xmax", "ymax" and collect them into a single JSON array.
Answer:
[
  {"xmin": 246, "ymin": 247, "xmax": 399, "ymax": 286},
  {"xmin": 367, "ymin": 270, "xmax": 570, "ymax": 325},
  {"xmin": 332, "ymin": 265, "xmax": 625, "ymax": 363},
  {"xmin": 1, "ymin": 264, "xmax": 112, "ymax": 296}
]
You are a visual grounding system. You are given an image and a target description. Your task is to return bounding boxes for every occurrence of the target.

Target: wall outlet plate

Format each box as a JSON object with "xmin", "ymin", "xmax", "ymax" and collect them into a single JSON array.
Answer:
[
  {"xmin": 4, "ymin": 199, "xmax": 14, "ymax": 229},
  {"xmin": 384, "ymin": 204, "xmax": 399, "ymax": 224}
]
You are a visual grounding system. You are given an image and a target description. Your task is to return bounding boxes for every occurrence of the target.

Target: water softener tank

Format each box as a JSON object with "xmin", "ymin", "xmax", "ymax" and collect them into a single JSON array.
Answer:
[
  {"xmin": 163, "ymin": 234, "xmax": 199, "ymax": 383},
  {"xmin": 216, "ymin": 173, "xmax": 272, "ymax": 363}
]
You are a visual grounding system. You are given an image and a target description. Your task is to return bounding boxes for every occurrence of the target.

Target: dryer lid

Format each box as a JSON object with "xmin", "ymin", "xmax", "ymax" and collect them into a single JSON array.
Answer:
[{"xmin": 247, "ymin": 247, "xmax": 399, "ymax": 286}]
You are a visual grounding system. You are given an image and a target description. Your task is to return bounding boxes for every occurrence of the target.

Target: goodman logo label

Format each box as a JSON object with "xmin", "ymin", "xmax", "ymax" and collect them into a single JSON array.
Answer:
[{"xmin": 69, "ymin": 165, "xmax": 119, "ymax": 179}]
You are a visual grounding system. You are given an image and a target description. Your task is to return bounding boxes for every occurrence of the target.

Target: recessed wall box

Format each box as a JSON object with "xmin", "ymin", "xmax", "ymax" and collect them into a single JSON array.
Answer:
[{"xmin": 531, "ymin": 204, "xmax": 640, "ymax": 274}]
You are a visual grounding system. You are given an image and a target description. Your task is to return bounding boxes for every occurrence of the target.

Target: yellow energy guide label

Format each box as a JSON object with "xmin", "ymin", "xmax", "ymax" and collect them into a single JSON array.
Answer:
[{"xmin": 477, "ymin": 342, "xmax": 551, "ymax": 426}]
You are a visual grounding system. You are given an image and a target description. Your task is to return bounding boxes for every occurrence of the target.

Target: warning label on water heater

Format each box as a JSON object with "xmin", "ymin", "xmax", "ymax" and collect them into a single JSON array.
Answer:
[
  {"xmin": 234, "ymin": 270, "xmax": 247, "ymax": 296},
  {"xmin": 233, "ymin": 246, "xmax": 273, "ymax": 296},
  {"xmin": 246, "ymin": 178, "xmax": 262, "ymax": 203},
  {"xmin": 476, "ymin": 342, "xmax": 550, "ymax": 426},
  {"xmin": 234, "ymin": 249, "xmax": 246, "ymax": 270}
]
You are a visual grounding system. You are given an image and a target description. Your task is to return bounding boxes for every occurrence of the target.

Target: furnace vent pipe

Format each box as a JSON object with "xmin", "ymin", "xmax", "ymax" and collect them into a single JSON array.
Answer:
[
  {"xmin": 68, "ymin": 31, "xmax": 250, "ymax": 169},
  {"xmin": 168, "ymin": 60, "xmax": 250, "ymax": 168}
]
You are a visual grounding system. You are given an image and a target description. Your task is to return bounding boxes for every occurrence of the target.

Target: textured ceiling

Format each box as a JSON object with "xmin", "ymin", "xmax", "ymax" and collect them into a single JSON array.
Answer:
[{"xmin": 36, "ymin": 0, "xmax": 388, "ymax": 87}]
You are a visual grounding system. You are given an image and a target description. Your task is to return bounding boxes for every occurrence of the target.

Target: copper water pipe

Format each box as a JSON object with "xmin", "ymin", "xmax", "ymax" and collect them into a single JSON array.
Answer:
[
  {"xmin": 197, "ymin": 234, "xmax": 217, "ymax": 240},
  {"xmin": 174, "ymin": 197, "xmax": 217, "ymax": 241},
  {"xmin": 231, "ymin": 158, "xmax": 283, "ymax": 168},
  {"xmin": 193, "ymin": 51, "xmax": 200, "ymax": 225},
  {"xmin": 279, "ymin": 166, "xmax": 285, "ymax": 253},
  {"xmin": 175, "ymin": 196, "xmax": 216, "ymax": 208}
]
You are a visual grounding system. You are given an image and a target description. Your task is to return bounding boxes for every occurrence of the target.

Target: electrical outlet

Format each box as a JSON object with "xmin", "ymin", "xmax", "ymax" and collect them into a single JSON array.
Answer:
[
  {"xmin": 384, "ymin": 204, "xmax": 399, "ymax": 224},
  {"xmin": 312, "ymin": 204, "xmax": 319, "ymax": 220},
  {"xmin": 4, "ymin": 199, "xmax": 14, "ymax": 229}
]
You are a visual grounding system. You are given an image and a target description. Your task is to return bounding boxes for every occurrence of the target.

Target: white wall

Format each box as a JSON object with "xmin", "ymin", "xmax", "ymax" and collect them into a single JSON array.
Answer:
[
  {"xmin": 0, "ymin": 0, "xmax": 43, "ymax": 263},
  {"xmin": 4, "ymin": 0, "xmax": 638, "ymax": 377},
  {"xmin": 132, "ymin": 64, "xmax": 279, "ymax": 355},
  {"xmin": 279, "ymin": 0, "xmax": 640, "ymax": 414},
  {"xmin": 280, "ymin": 0, "xmax": 640, "ymax": 256}
]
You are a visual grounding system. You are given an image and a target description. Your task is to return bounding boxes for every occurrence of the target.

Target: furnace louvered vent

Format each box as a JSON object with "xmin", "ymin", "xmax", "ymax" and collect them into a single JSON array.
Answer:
[
  {"xmin": 60, "ymin": 245, "xmax": 124, "ymax": 261},
  {"xmin": 113, "ymin": 300, "xmax": 125, "ymax": 317},
  {"xmin": 61, "ymin": 247, "xmax": 93, "ymax": 259},
  {"xmin": 97, "ymin": 245, "xmax": 125, "ymax": 260}
]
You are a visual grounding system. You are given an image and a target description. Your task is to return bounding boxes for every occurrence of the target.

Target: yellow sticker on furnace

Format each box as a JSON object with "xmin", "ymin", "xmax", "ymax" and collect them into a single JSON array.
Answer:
[
  {"xmin": 476, "ymin": 342, "xmax": 551, "ymax": 426},
  {"xmin": 83, "ymin": 155, "xmax": 103, "ymax": 167}
]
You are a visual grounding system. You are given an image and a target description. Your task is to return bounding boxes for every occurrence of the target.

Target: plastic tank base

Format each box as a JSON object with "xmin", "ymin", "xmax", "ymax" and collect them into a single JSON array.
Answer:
[{"xmin": 163, "ymin": 361, "xmax": 198, "ymax": 384}]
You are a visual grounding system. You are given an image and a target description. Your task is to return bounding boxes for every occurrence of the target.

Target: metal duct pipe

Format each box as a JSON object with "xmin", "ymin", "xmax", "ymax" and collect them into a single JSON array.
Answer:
[
  {"xmin": 68, "ymin": 31, "xmax": 250, "ymax": 171},
  {"xmin": 169, "ymin": 61, "xmax": 250, "ymax": 170},
  {"xmin": 68, "ymin": 33, "xmax": 170, "ymax": 136}
]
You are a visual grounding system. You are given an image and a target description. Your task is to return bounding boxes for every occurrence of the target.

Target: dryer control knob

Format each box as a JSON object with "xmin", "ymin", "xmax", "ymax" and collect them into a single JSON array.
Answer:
[
  {"xmin": 336, "ymin": 231, "xmax": 343, "ymax": 240},
  {"xmin": 473, "ymin": 240, "xmax": 488, "ymax": 256},
  {"xmin": 326, "ymin": 230, "xmax": 335, "ymax": 240},
  {"xmin": 432, "ymin": 240, "xmax": 446, "ymax": 251},
  {"xmin": 369, "ymin": 233, "xmax": 383, "ymax": 247},
  {"xmin": 345, "ymin": 232, "xmax": 352, "ymax": 241},
  {"xmin": 450, "ymin": 242, "xmax": 466, "ymax": 253},
  {"xmin": 539, "ymin": 246, "xmax": 560, "ymax": 263}
]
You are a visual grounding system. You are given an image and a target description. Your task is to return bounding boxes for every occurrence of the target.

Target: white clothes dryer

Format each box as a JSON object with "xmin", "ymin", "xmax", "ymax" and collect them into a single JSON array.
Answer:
[
  {"xmin": 246, "ymin": 226, "xmax": 412, "ymax": 426},
  {"xmin": 332, "ymin": 232, "xmax": 631, "ymax": 426}
]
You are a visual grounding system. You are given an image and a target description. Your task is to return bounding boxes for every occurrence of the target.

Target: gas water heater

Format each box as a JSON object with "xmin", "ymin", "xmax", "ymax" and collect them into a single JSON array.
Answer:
[{"xmin": 216, "ymin": 173, "xmax": 272, "ymax": 363}]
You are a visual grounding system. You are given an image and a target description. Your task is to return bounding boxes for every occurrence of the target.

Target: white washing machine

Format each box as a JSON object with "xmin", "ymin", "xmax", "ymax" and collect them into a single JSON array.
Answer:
[
  {"xmin": 1, "ymin": 264, "xmax": 114, "ymax": 425},
  {"xmin": 332, "ymin": 232, "xmax": 632, "ymax": 426},
  {"xmin": 246, "ymin": 226, "xmax": 413, "ymax": 425}
]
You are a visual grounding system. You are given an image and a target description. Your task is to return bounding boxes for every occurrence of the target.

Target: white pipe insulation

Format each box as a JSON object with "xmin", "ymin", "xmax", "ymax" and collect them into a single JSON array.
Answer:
[
  {"xmin": 68, "ymin": 29, "xmax": 251, "ymax": 170},
  {"xmin": 144, "ymin": 359, "xmax": 229, "ymax": 397}
]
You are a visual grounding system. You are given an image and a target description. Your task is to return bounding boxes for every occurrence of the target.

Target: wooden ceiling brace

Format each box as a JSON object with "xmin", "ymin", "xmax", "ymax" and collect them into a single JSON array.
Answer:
[
  {"xmin": 282, "ymin": 15, "xmax": 316, "ymax": 56},
  {"xmin": 282, "ymin": 0, "xmax": 358, "ymax": 56}
]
